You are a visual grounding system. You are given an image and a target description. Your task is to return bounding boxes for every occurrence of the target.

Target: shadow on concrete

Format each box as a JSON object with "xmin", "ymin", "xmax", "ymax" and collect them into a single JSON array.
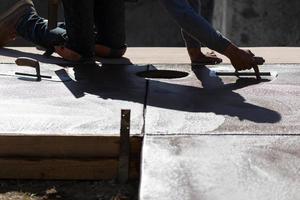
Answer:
[
  {"xmin": 0, "ymin": 47, "xmax": 133, "ymax": 65},
  {"xmin": 57, "ymin": 64, "xmax": 281, "ymax": 124},
  {"xmin": 0, "ymin": 47, "xmax": 66, "ymax": 64},
  {"xmin": 190, "ymin": 66, "xmax": 281, "ymax": 123}
]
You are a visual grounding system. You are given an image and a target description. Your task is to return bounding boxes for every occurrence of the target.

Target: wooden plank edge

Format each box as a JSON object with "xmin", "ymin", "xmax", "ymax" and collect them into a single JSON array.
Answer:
[
  {"xmin": 0, "ymin": 135, "xmax": 143, "ymax": 158},
  {"xmin": 0, "ymin": 158, "xmax": 140, "ymax": 180}
]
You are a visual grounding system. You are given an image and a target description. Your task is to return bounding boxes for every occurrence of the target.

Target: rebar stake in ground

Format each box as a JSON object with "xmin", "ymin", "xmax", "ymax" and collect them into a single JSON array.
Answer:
[{"xmin": 118, "ymin": 109, "xmax": 131, "ymax": 183}]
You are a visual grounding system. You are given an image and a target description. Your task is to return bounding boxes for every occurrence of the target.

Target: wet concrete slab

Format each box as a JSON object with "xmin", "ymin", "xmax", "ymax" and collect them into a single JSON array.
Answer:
[
  {"xmin": 140, "ymin": 135, "xmax": 300, "ymax": 200},
  {"xmin": 145, "ymin": 64, "xmax": 300, "ymax": 135},
  {"xmin": 2, "ymin": 61, "xmax": 300, "ymax": 186},
  {"xmin": 1, "ymin": 63, "xmax": 299, "ymax": 136},
  {"xmin": 141, "ymin": 63, "xmax": 300, "ymax": 199},
  {"xmin": 0, "ymin": 63, "xmax": 146, "ymax": 135}
]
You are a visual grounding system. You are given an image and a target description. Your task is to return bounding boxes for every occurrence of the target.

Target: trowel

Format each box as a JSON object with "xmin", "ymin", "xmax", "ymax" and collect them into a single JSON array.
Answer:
[
  {"xmin": 15, "ymin": 57, "xmax": 52, "ymax": 81},
  {"xmin": 216, "ymin": 56, "xmax": 272, "ymax": 80}
]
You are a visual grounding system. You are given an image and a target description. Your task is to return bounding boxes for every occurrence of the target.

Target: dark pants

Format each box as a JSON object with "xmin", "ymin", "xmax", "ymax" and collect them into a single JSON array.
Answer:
[
  {"xmin": 16, "ymin": 0, "xmax": 126, "ymax": 60},
  {"xmin": 61, "ymin": 0, "xmax": 126, "ymax": 60}
]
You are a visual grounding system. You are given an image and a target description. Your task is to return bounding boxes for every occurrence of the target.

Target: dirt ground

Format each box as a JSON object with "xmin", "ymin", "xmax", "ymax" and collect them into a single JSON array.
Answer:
[{"xmin": 0, "ymin": 180, "xmax": 139, "ymax": 200}]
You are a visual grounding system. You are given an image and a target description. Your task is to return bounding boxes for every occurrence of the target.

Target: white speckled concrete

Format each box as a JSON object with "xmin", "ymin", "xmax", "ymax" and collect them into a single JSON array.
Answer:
[
  {"xmin": 1, "ymin": 53, "xmax": 300, "ymax": 197},
  {"xmin": 145, "ymin": 64, "xmax": 300, "ymax": 135},
  {"xmin": 140, "ymin": 135, "xmax": 300, "ymax": 200},
  {"xmin": 0, "ymin": 63, "xmax": 146, "ymax": 135},
  {"xmin": 140, "ymin": 63, "xmax": 300, "ymax": 199}
]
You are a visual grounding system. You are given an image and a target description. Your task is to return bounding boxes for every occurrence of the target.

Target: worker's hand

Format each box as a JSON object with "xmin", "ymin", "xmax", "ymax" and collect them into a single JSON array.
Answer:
[
  {"xmin": 224, "ymin": 44, "xmax": 265, "ymax": 71},
  {"xmin": 230, "ymin": 49, "xmax": 265, "ymax": 71},
  {"xmin": 55, "ymin": 46, "xmax": 81, "ymax": 62}
]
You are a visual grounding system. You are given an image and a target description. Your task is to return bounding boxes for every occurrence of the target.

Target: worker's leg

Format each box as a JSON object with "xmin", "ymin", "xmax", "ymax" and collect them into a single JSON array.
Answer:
[
  {"xmin": 182, "ymin": 0, "xmax": 215, "ymax": 47},
  {"xmin": 160, "ymin": 0, "xmax": 264, "ymax": 71},
  {"xmin": 94, "ymin": 0, "xmax": 127, "ymax": 58},
  {"xmin": 59, "ymin": 0, "xmax": 95, "ymax": 61},
  {"xmin": 181, "ymin": 0, "xmax": 201, "ymax": 49},
  {"xmin": 16, "ymin": 8, "xmax": 66, "ymax": 50},
  {"xmin": 181, "ymin": 0, "xmax": 222, "ymax": 64},
  {"xmin": 200, "ymin": 0, "xmax": 214, "ymax": 23},
  {"xmin": 160, "ymin": 0, "xmax": 230, "ymax": 54}
]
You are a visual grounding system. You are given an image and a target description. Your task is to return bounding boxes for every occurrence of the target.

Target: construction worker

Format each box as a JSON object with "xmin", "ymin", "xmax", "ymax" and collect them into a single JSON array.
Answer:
[
  {"xmin": 0, "ymin": 0, "xmax": 264, "ymax": 73},
  {"xmin": 56, "ymin": 0, "xmax": 264, "ymax": 71},
  {"xmin": 180, "ymin": 0, "xmax": 223, "ymax": 65},
  {"xmin": 160, "ymin": 0, "xmax": 265, "ymax": 70},
  {"xmin": 0, "ymin": 0, "xmax": 127, "ymax": 61},
  {"xmin": 55, "ymin": 0, "xmax": 127, "ymax": 63}
]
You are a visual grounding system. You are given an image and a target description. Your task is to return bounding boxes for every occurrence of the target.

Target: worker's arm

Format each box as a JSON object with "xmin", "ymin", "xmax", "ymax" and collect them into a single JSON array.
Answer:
[{"xmin": 160, "ymin": 0, "xmax": 265, "ymax": 71}]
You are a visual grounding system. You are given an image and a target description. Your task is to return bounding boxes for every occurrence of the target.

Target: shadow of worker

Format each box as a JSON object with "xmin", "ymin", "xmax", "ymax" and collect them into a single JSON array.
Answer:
[
  {"xmin": 57, "ymin": 64, "xmax": 281, "ymax": 124},
  {"xmin": 0, "ymin": 47, "xmax": 133, "ymax": 66},
  {"xmin": 190, "ymin": 65, "xmax": 281, "ymax": 123}
]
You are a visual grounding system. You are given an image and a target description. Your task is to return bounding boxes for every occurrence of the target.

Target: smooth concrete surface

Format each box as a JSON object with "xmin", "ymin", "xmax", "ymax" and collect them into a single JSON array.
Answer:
[
  {"xmin": 140, "ymin": 135, "xmax": 300, "ymax": 200},
  {"xmin": 1, "ymin": 62, "xmax": 300, "ymax": 136},
  {"xmin": 139, "ymin": 57, "xmax": 300, "ymax": 199},
  {"xmin": 1, "ymin": 47, "xmax": 300, "ymax": 65},
  {"xmin": 145, "ymin": 64, "xmax": 300, "ymax": 134},
  {"xmin": 1, "ymin": 47, "xmax": 300, "ymax": 189},
  {"xmin": 0, "ymin": 63, "xmax": 146, "ymax": 135}
]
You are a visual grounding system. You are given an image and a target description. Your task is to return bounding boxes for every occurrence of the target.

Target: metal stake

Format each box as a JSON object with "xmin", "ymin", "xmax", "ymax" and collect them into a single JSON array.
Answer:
[{"xmin": 118, "ymin": 109, "xmax": 131, "ymax": 183}]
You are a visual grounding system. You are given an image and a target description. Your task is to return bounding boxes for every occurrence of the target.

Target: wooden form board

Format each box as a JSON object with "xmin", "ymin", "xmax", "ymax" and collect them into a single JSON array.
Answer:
[
  {"xmin": 0, "ymin": 135, "xmax": 142, "ymax": 180},
  {"xmin": 0, "ymin": 159, "xmax": 140, "ymax": 180}
]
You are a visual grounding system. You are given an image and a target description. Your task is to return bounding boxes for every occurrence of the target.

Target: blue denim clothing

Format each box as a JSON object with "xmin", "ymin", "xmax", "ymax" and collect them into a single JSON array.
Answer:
[
  {"xmin": 181, "ymin": 0, "xmax": 214, "ymax": 48},
  {"xmin": 16, "ymin": 9, "xmax": 67, "ymax": 51},
  {"xmin": 160, "ymin": 0, "xmax": 231, "ymax": 53}
]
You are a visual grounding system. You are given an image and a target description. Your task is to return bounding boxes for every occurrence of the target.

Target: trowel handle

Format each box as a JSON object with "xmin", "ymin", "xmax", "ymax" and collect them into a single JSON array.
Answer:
[
  {"xmin": 15, "ymin": 57, "xmax": 41, "ymax": 81},
  {"xmin": 15, "ymin": 57, "xmax": 40, "ymax": 69},
  {"xmin": 253, "ymin": 57, "xmax": 264, "ymax": 81}
]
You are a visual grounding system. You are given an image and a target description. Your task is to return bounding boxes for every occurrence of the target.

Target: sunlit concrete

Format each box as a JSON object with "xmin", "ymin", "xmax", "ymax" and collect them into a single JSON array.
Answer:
[
  {"xmin": 1, "ymin": 47, "xmax": 300, "ymax": 197},
  {"xmin": 140, "ymin": 63, "xmax": 300, "ymax": 199},
  {"xmin": 145, "ymin": 64, "xmax": 300, "ymax": 135},
  {"xmin": 140, "ymin": 135, "xmax": 300, "ymax": 200},
  {"xmin": 0, "ymin": 63, "xmax": 146, "ymax": 135}
]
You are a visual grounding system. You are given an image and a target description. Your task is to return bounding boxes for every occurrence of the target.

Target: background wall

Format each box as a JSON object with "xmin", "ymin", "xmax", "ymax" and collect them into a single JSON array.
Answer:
[
  {"xmin": 2, "ymin": 0, "xmax": 300, "ymax": 47},
  {"xmin": 220, "ymin": 0, "xmax": 300, "ymax": 47}
]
